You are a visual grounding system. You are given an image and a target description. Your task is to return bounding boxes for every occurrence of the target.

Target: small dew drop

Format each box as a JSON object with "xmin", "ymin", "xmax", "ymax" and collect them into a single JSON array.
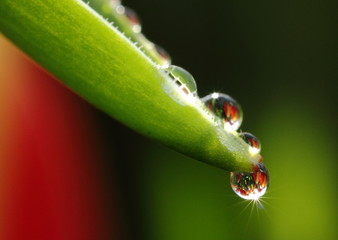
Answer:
[
  {"xmin": 201, "ymin": 93, "xmax": 243, "ymax": 132},
  {"xmin": 154, "ymin": 44, "xmax": 171, "ymax": 67},
  {"xmin": 230, "ymin": 163, "xmax": 269, "ymax": 200},
  {"xmin": 239, "ymin": 132, "xmax": 261, "ymax": 154},
  {"xmin": 140, "ymin": 36, "xmax": 155, "ymax": 49},
  {"xmin": 109, "ymin": 0, "xmax": 121, "ymax": 7},
  {"xmin": 136, "ymin": 35, "xmax": 171, "ymax": 67},
  {"xmin": 115, "ymin": 4, "xmax": 125, "ymax": 14},
  {"xmin": 163, "ymin": 65, "xmax": 197, "ymax": 95},
  {"xmin": 124, "ymin": 7, "xmax": 142, "ymax": 33}
]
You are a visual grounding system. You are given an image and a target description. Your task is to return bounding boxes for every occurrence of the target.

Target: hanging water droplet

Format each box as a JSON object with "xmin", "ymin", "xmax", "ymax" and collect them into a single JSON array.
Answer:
[
  {"xmin": 230, "ymin": 163, "xmax": 269, "ymax": 200},
  {"xmin": 201, "ymin": 93, "xmax": 243, "ymax": 131},
  {"xmin": 164, "ymin": 65, "xmax": 197, "ymax": 95},
  {"xmin": 239, "ymin": 132, "xmax": 261, "ymax": 154},
  {"xmin": 124, "ymin": 7, "xmax": 142, "ymax": 33}
]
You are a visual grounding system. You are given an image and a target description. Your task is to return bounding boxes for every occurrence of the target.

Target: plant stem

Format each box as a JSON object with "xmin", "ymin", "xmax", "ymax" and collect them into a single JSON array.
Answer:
[{"xmin": 0, "ymin": 0, "xmax": 260, "ymax": 171}]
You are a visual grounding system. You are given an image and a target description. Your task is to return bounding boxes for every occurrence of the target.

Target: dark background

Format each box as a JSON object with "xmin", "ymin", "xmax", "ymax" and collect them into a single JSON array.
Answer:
[{"xmin": 96, "ymin": 0, "xmax": 338, "ymax": 239}]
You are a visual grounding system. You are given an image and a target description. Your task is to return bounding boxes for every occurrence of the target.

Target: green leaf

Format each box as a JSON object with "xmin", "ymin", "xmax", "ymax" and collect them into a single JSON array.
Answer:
[{"xmin": 0, "ymin": 0, "xmax": 260, "ymax": 171}]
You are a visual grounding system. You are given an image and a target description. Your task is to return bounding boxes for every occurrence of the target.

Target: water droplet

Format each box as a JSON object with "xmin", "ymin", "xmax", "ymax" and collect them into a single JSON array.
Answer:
[
  {"xmin": 154, "ymin": 44, "xmax": 171, "ymax": 67},
  {"xmin": 164, "ymin": 65, "xmax": 197, "ymax": 95},
  {"xmin": 114, "ymin": 4, "xmax": 125, "ymax": 14},
  {"xmin": 230, "ymin": 163, "xmax": 269, "ymax": 200},
  {"xmin": 109, "ymin": 0, "xmax": 121, "ymax": 7},
  {"xmin": 125, "ymin": 7, "xmax": 142, "ymax": 33},
  {"xmin": 258, "ymin": 155, "xmax": 263, "ymax": 163},
  {"xmin": 239, "ymin": 132, "xmax": 261, "ymax": 154},
  {"xmin": 201, "ymin": 93, "xmax": 243, "ymax": 131},
  {"xmin": 137, "ymin": 34, "xmax": 154, "ymax": 49}
]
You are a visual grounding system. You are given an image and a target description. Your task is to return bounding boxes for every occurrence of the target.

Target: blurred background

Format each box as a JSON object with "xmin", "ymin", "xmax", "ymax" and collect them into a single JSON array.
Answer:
[{"xmin": 0, "ymin": 0, "xmax": 337, "ymax": 239}]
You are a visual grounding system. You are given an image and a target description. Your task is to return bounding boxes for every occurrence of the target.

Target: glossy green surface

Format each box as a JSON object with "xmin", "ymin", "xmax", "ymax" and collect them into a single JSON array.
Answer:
[{"xmin": 0, "ymin": 0, "xmax": 260, "ymax": 171}]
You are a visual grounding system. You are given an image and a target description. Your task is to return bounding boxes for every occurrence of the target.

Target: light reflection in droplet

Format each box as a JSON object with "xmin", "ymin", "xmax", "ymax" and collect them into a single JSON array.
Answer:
[
  {"xmin": 202, "ymin": 93, "xmax": 243, "ymax": 132},
  {"xmin": 163, "ymin": 65, "xmax": 197, "ymax": 95},
  {"xmin": 230, "ymin": 163, "xmax": 269, "ymax": 200},
  {"xmin": 239, "ymin": 132, "xmax": 261, "ymax": 154}
]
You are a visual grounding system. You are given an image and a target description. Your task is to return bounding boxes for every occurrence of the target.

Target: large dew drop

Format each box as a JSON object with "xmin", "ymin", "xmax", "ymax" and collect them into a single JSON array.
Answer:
[
  {"xmin": 239, "ymin": 132, "xmax": 261, "ymax": 154},
  {"xmin": 202, "ymin": 93, "xmax": 243, "ymax": 132},
  {"xmin": 164, "ymin": 65, "xmax": 197, "ymax": 95},
  {"xmin": 230, "ymin": 163, "xmax": 269, "ymax": 200}
]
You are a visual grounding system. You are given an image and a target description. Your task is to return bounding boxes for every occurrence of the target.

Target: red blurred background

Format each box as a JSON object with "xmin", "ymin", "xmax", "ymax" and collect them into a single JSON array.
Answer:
[{"xmin": 0, "ymin": 36, "xmax": 122, "ymax": 240}]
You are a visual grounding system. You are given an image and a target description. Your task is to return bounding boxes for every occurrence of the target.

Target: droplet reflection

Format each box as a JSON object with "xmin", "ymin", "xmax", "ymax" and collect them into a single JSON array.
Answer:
[
  {"xmin": 239, "ymin": 132, "xmax": 261, "ymax": 154},
  {"xmin": 202, "ymin": 93, "xmax": 243, "ymax": 132},
  {"xmin": 230, "ymin": 163, "xmax": 269, "ymax": 200},
  {"xmin": 164, "ymin": 65, "xmax": 197, "ymax": 95},
  {"xmin": 154, "ymin": 44, "xmax": 171, "ymax": 67},
  {"xmin": 124, "ymin": 7, "xmax": 142, "ymax": 33}
]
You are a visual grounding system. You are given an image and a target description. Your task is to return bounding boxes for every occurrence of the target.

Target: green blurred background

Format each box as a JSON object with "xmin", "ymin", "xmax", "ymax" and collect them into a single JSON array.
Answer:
[{"xmin": 99, "ymin": 0, "xmax": 337, "ymax": 239}]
